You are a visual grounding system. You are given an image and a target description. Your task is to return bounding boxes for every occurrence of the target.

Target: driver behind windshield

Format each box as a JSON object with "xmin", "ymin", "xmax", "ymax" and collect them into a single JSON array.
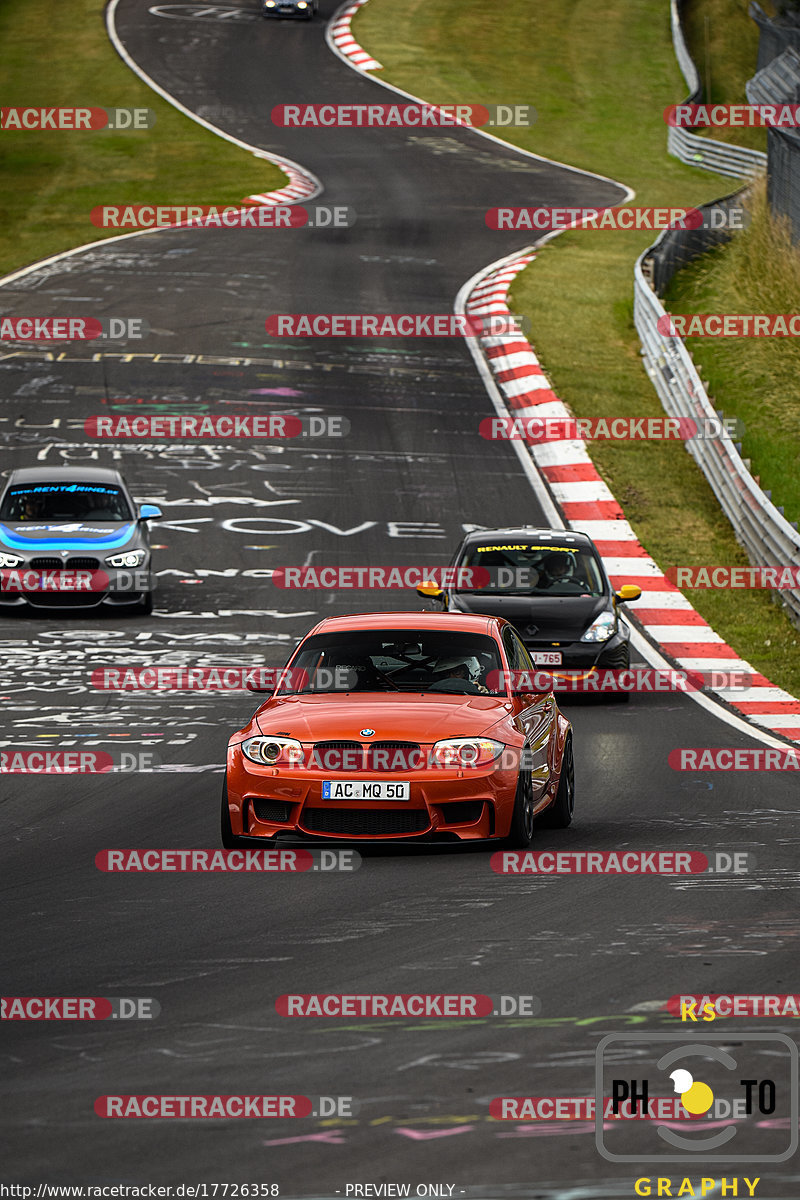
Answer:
[
  {"xmin": 16, "ymin": 494, "xmax": 45, "ymax": 521},
  {"xmin": 429, "ymin": 655, "xmax": 489, "ymax": 695}
]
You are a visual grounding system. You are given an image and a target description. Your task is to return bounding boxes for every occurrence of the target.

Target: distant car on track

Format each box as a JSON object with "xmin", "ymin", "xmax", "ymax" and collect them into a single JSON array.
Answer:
[
  {"xmin": 417, "ymin": 527, "xmax": 641, "ymax": 673},
  {"xmin": 222, "ymin": 610, "xmax": 574, "ymax": 849},
  {"xmin": 0, "ymin": 466, "xmax": 162, "ymax": 615},
  {"xmin": 262, "ymin": 0, "xmax": 317, "ymax": 18}
]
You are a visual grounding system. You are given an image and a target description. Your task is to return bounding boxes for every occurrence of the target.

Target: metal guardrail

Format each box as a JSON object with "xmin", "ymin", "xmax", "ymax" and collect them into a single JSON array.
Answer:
[
  {"xmin": 634, "ymin": 227, "xmax": 800, "ymax": 627},
  {"xmin": 636, "ymin": 4, "xmax": 800, "ymax": 626},
  {"xmin": 751, "ymin": 1, "xmax": 800, "ymax": 73},
  {"xmin": 667, "ymin": 0, "xmax": 767, "ymax": 178},
  {"xmin": 667, "ymin": 125, "xmax": 767, "ymax": 177},
  {"xmin": 645, "ymin": 188, "xmax": 750, "ymax": 294},
  {"xmin": 747, "ymin": 46, "xmax": 800, "ymax": 242}
]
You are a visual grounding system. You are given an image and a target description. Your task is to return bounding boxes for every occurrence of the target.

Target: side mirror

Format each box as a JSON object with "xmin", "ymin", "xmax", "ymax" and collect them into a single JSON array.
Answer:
[
  {"xmin": 138, "ymin": 503, "xmax": 163, "ymax": 521},
  {"xmin": 615, "ymin": 584, "xmax": 641, "ymax": 603},
  {"xmin": 417, "ymin": 583, "xmax": 444, "ymax": 600}
]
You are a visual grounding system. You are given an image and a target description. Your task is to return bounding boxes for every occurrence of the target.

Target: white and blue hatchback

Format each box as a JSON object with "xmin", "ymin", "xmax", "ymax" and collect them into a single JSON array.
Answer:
[{"xmin": 0, "ymin": 466, "xmax": 162, "ymax": 614}]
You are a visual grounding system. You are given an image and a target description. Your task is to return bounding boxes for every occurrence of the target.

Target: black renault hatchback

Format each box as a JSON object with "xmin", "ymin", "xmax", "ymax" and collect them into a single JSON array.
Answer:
[{"xmin": 417, "ymin": 526, "xmax": 641, "ymax": 670}]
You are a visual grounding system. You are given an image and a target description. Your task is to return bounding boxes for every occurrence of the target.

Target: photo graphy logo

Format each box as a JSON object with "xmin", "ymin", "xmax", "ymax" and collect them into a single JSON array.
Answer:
[{"xmin": 595, "ymin": 1032, "xmax": 798, "ymax": 1163}]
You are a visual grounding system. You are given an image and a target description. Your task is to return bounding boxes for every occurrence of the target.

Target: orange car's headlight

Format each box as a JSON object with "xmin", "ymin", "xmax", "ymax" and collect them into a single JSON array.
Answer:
[
  {"xmin": 242, "ymin": 736, "xmax": 304, "ymax": 767},
  {"xmin": 429, "ymin": 737, "xmax": 505, "ymax": 769}
]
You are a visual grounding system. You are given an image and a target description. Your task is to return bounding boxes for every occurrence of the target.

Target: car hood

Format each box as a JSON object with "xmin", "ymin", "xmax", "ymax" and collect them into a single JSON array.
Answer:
[
  {"xmin": 0, "ymin": 521, "xmax": 137, "ymax": 552},
  {"xmin": 450, "ymin": 592, "xmax": 610, "ymax": 642},
  {"xmin": 255, "ymin": 692, "xmax": 513, "ymax": 742}
]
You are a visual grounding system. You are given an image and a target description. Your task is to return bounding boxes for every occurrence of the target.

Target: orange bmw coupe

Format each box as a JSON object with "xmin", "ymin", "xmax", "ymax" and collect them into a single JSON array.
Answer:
[{"xmin": 222, "ymin": 611, "xmax": 574, "ymax": 848}]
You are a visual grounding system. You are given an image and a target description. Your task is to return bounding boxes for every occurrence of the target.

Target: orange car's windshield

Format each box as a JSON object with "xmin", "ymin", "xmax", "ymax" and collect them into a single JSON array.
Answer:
[{"xmin": 279, "ymin": 629, "xmax": 505, "ymax": 695}]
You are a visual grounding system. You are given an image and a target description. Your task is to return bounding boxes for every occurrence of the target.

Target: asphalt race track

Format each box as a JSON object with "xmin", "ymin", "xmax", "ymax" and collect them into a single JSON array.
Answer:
[{"xmin": 2, "ymin": 2, "xmax": 799, "ymax": 1196}]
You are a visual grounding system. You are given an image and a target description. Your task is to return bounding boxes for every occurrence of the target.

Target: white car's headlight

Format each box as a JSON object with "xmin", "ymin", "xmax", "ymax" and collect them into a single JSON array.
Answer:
[
  {"xmin": 0, "ymin": 552, "xmax": 23, "ymax": 567},
  {"xmin": 430, "ymin": 737, "xmax": 504, "ymax": 769},
  {"xmin": 242, "ymin": 736, "xmax": 304, "ymax": 767},
  {"xmin": 580, "ymin": 610, "xmax": 616, "ymax": 642},
  {"xmin": 105, "ymin": 549, "xmax": 147, "ymax": 568}
]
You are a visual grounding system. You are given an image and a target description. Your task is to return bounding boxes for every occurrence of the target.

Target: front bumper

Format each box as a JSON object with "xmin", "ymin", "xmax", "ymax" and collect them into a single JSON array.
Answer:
[
  {"xmin": 522, "ymin": 628, "xmax": 630, "ymax": 671},
  {"xmin": 0, "ymin": 564, "xmax": 152, "ymax": 609},
  {"xmin": 225, "ymin": 750, "xmax": 537, "ymax": 842}
]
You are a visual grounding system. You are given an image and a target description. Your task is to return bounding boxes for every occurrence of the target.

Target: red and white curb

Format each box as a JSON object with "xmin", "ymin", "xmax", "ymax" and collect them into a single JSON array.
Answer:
[
  {"xmin": 244, "ymin": 154, "xmax": 320, "ymax": 206},
  {"xmin": 327, "ymin": 0, "xmax": 383, "ymax": 73},
  {"xmin": 464, "ymin": 255, "xmax": 800, "ymax": 745},
  {"xmin": 107, "ymin": 0, "xmax": 322, "ymax": 206}
]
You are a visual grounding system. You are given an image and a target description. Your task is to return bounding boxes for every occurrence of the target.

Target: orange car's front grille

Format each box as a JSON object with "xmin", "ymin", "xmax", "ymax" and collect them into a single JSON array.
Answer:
[
  {"xmin": 310, "ymin": 741, "xmax": 423, "ymax": 771},
  {"xmin": 301, "ymin": 808, "xmax": 431, "ymax": 836}
]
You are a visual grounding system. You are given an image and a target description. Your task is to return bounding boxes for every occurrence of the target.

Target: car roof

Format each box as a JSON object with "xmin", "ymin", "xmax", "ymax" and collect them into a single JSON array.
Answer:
[
  {"xmin": 460, "ymin": 526, "xmax": 597, "ymax": 549},
  {"xmin": 4, "ymin": 466, "xmax": 127, "ymax": 487},
  {"xmin": 304, "ymin": 611, "xmax": 504, "ymax": 637}
]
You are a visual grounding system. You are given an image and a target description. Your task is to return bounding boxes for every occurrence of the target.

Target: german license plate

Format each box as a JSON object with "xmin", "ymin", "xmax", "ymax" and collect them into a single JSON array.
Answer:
[
  {"xmin": 531, "ymin": 651, "xmax": 563, "ymax": 665},
  {"xmin": 322, "ymin": 780, "xmax": 410, "ymax": 800}
]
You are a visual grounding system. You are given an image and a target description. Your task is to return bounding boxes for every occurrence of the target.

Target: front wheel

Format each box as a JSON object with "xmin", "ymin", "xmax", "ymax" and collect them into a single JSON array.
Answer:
[
  {"xmin": 541, "ymin": 736, "xmax": 575, "ymax": 828},
  {"xmin": 505, "ymin": 768, "xmax": 535, "ymax": 848},
  {"xmin": 132, "ymin": 591, "xmax": 153, "ymax": 616}
]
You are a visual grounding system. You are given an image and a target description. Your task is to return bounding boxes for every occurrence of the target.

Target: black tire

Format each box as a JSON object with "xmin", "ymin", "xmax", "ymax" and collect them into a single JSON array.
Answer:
[
  {"xmin": 542, "ymin": 736, "xmax": 575, "ymax": 828},
  {"xmin": 133, "ymin": 592, "xmax": 153, "ymax": 616},
  {"xmin": 505, "ymin": 768, "xmax": 535, "ymax": 849}
]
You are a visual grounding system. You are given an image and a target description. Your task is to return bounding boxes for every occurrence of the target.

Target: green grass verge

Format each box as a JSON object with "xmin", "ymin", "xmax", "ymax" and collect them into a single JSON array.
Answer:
[
  {"xmin": 663, "ymin": 182, "xmax": 800, "ymax": 522},
  {"xmin": 355, "ymin": 0, "xmax": 800, "ymax": 696},
  {"xmin": 0, "ymin": 0, "xmax": 285, "ymax": 278},
  {"xmin": 682, "ymin": 0, "xmax": 765, "ymax": 152}
]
